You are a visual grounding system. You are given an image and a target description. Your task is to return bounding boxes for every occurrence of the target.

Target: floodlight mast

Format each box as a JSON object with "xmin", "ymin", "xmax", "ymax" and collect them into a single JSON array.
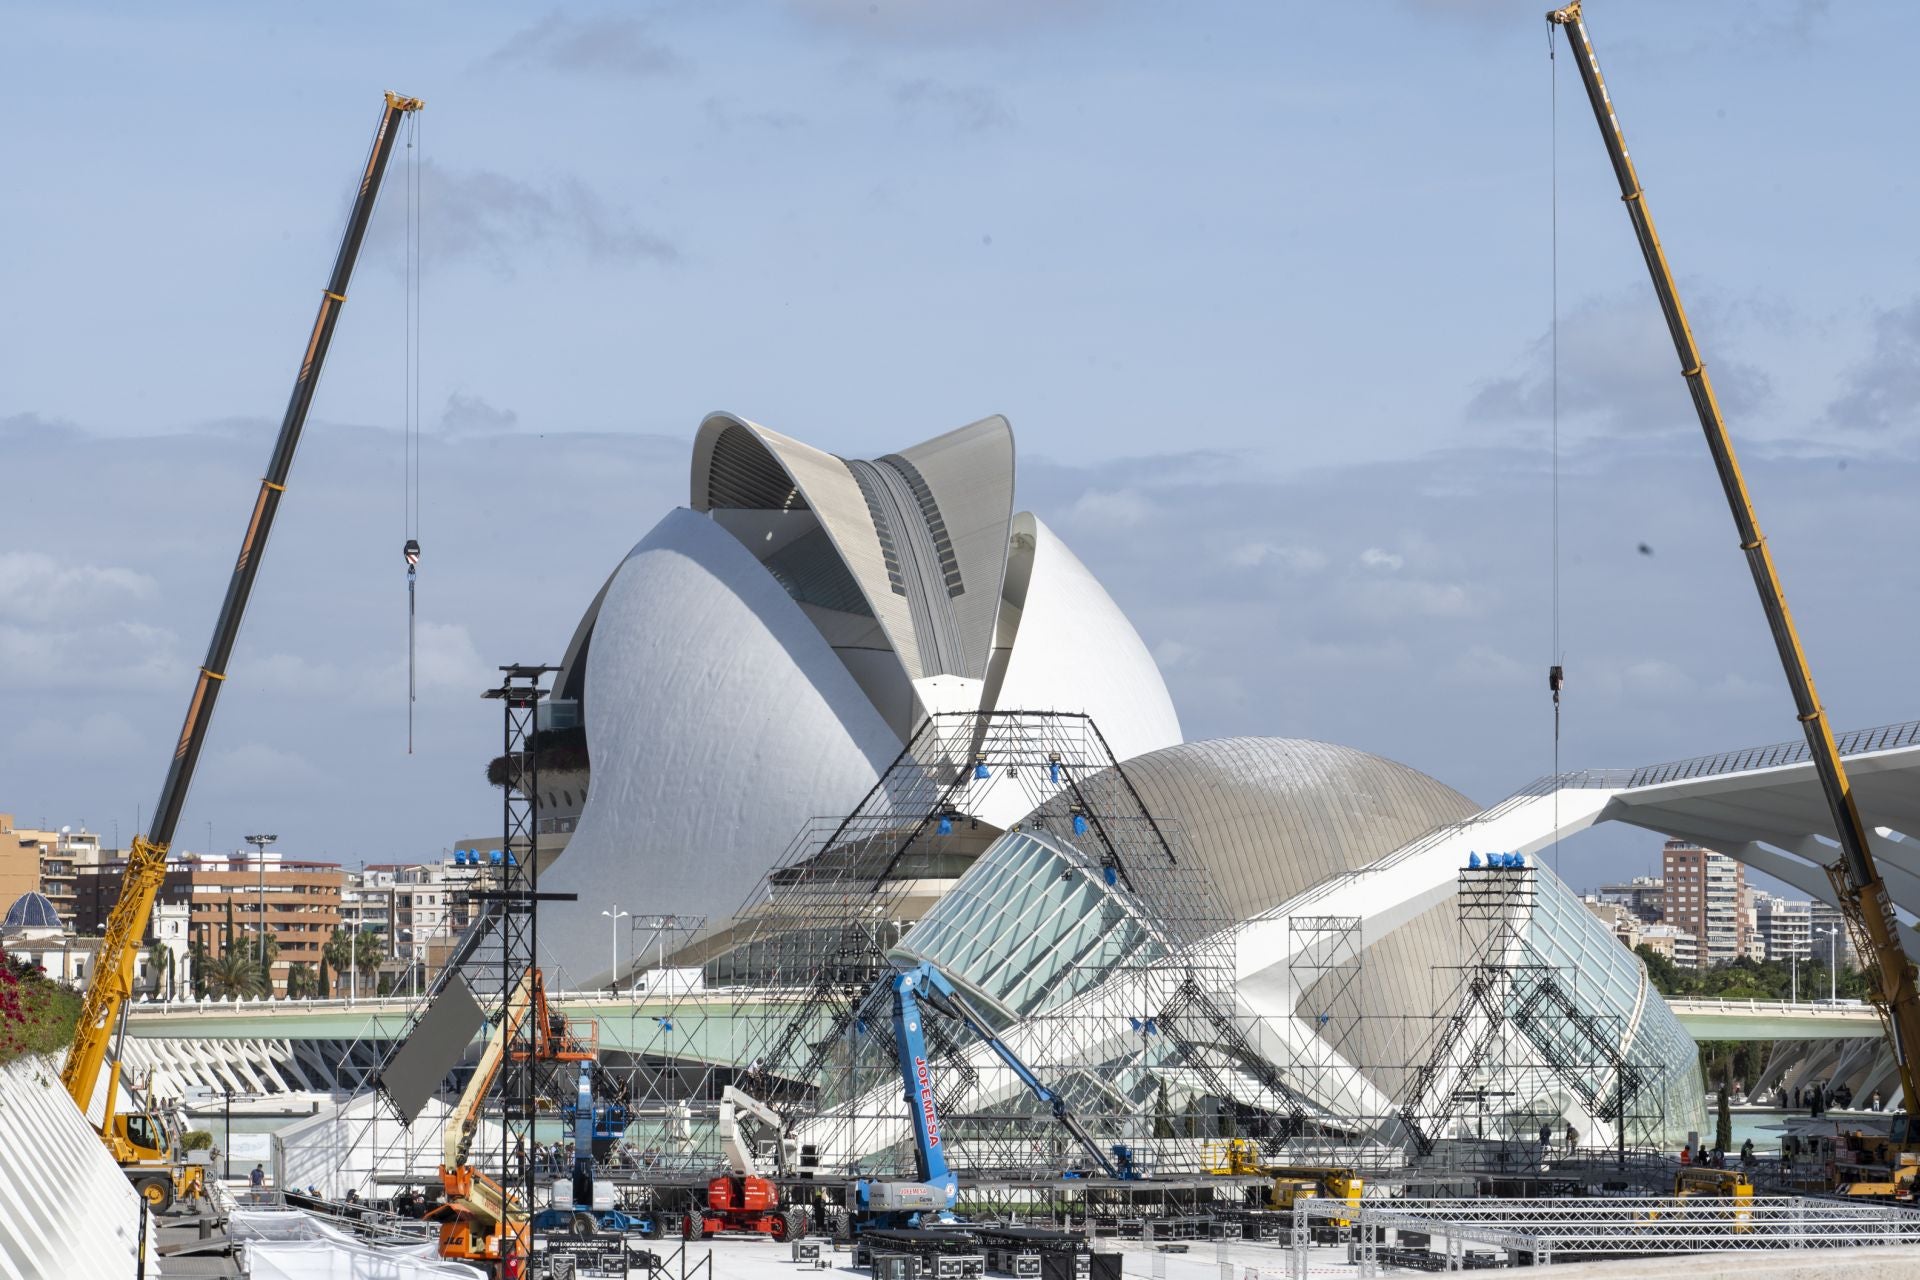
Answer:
[{"xmin": 1547, "ymin": 2, "xmax": 1920, "ymax": 1121}]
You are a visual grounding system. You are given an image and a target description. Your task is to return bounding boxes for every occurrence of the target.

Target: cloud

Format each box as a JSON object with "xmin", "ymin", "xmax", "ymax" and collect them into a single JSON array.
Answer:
[
  {"xmin": 486, "ymin": 11, "xmax": 680, "ymax": 81},
  {"xmin": 1068, "ymin": 487, "xmax": 1154, "ymax": 529},
  {"xmin": 1228, "ymin": 542, "xmax": 1327, "ymax": 572},
  {"xmin": 200, "ymin": 743, "xmax": 325, "ymax": 793},
  {"xmin": 1467, "ymin": 291, "xmax": 1772, "ymax": 439},
  {"xmin": 1827, "ymin": 299, "xmax": 1920, "ymax": 434},
  {"xmin": 374, "ymin": 161, "xmax": 678, "ymax": 272},
  {"xmin": 1359, "ymin": 548, "xmax": 1403, "ymax": 572},
  {"xmin": 703, "ymin": 98, "xmax": 807, "ymax": 134},
  {"xmin": 441, "ymin": 393, "xmax": 519, "ymax": 436},
  {"xmin": 9, "ymin": 711, "xmax": 143, "ymax": 760},
  {"xmin": 784, "ymin": 0, "xmax": 1096, "ymax": 42},
  {"xmin": 892, "ymin": 78, "xmax": 1013, "ymax": 132},
  {"xmin": 0, "ymin": 551, "xmax": 157, "ymax": 624},
  {"xmin": 0, "ymin": 619, "xmax": 184, "ymax": 692}
]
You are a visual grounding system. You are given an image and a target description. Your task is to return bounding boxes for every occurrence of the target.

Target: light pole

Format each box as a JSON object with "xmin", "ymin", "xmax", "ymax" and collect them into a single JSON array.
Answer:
[
  {"xmin": 601, "ymin": 907, "xmax": 629, "ymax": 993},
  {"xmin": 1818, "ymin": 926, "xmax": 1840, "ymax": 1002},
  {"xmin": 1790, "ymin": 944, "xmax": 1798, "ymax": 1005},
  {"xmin": 245, "ymin": 834, "xmax": 277, "ymax": 994}
]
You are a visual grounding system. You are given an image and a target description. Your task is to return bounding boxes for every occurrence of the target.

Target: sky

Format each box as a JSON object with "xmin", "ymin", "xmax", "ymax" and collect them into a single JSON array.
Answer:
[{"xmin": 3, "ymin": 0, "xmax": 1917, "ymax": 896}]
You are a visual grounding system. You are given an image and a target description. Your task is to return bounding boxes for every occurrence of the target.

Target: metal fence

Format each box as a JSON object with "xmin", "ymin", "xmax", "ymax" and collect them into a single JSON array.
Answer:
[{"xmin": 1290, "ymin": 1194, "xmax": 1920, "ymax": 1275}]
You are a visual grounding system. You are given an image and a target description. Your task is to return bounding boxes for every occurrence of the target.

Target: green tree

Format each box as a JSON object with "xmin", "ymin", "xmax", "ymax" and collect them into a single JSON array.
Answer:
[
  {"xmin": 203, "ymin": 950, "xmax": 268, "ymax": 1000},
  {"xmin": 1153, "ymin": 1080, "xmax": 1176, "ymax": 1141},
  {"xmin": 284, "ymin": 962, "xmax": 316, "ymax": 1000},
  {"xmin": 323, "ymin": 928, "xmax": 356, "ymax": 982},
  {"xmin": 353, "ymin": 931, "xmax": 385, "ymax": 990},
  {"xmin": 142, "ymin": 940, "xmax": 174, "ymax": 999},
  {"xmin": 1715, "ymin": 1081, "xmax": 1733, "ymax": 1154},
  {"xmin": 188, "ymin": 940, "xmax": 210, "ymax": 1000}
]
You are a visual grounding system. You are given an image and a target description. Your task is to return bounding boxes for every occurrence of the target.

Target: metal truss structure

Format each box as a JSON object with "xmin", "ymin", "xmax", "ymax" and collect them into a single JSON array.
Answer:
[
  {"xmin": 605, "ymin": 711, "xmax": 1288, "ymax": 1182},
  {"xmin": 1395, "ymin": 866, "xmax": 1660, "ymax": 1163},
  {"xmin": 1293, "ymin": 1194, "xmax": 1920, "ymax": 1276}
]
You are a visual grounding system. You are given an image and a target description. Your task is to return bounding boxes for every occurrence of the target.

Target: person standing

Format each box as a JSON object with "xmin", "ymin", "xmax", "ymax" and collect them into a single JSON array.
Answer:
[
  {"xmin": 1564, "ymin": 1122, "xmax": 1578, "ymax": 1157},
  {"xmin": 249, "ymin": 1163, "xmax": 266, "ymax": 1201}
]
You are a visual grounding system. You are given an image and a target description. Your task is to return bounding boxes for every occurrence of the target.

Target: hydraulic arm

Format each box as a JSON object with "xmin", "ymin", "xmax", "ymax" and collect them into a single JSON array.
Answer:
[
  {"xmin": 59, "ymin": 91, "xmax": 423, "ymax": 1123},
  {"xmin": 891, "ymin": 961, "xmax": 1121, "ymax": 1202},
  {"xmin": 1548, "ymin": 2, "xmax": 1920, "ymax": 1118}
]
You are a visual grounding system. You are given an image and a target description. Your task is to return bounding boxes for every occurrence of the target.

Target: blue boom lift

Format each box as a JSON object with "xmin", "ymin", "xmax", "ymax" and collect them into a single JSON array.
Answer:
[{"xmin": 850, "ymin": 961, "xmax": 1136, "ymax": 1230}]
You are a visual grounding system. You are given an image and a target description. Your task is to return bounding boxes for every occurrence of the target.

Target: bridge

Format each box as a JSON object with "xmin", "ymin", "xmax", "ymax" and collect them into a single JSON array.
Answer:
[{"xmin": 1666, "ymin": 998, "xmax": 1881, "ymax": 1041}]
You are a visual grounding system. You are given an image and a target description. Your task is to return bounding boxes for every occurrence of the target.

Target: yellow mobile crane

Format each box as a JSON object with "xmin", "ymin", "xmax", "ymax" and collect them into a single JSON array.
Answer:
[
  {"xmin": 1547, "ymin": 4, "xmax": 1920, "ymax": 1147},
  {"xmin": 58, "ymin": 91, "xmax": 423, "ymax": 1211}
]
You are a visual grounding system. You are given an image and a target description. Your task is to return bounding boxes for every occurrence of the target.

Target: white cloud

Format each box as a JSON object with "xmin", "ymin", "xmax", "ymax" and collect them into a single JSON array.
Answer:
[
  {"xmin": 1152, "ymin": 638, "xmax": 1198, "ymax": 669},
  {"xmin": 0, "ymin": 551, "xmax": 157, "ymax": 624},
  {"xmin": 0, "ymin": 619, "xmax": 184, "ymax": 692},
  {"xmin": 201, "ymin": 743, "xmax": 324, "ymax": 792},
  {"xmin": 9, "ymin": 711, "xmax": 143, "ymax": 760},
  {"xmin": 1069, "ymin": 488, "xmax": 1154, "ymax": 529},
  {"xmin": 1359, "ymin": 547, "xmax": 1404, "ymax": 572},
  {"xmin": 1228, "ymin": 542, "xmax": 1327, "ymax": 572}
]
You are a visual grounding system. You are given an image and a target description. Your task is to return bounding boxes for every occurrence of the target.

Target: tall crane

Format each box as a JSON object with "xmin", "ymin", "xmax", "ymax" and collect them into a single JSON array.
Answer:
[
  {"xmin": 1547, "ymin": 2, "xmax": 1920, "ymax": 1124},
  {"xmin": 58, "ymin": 92, "xmax": 424, "ymax": 1197}
]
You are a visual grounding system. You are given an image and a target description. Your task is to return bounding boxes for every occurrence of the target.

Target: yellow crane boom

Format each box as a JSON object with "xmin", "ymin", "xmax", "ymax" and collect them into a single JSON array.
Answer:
[
  {"xmin": 1547, "ymin": 2, "xmax": 1920, "ymax": 1121},
  {"xmin": 59, "ymin": 92, "xmax": 423, "ymax": 1137}
]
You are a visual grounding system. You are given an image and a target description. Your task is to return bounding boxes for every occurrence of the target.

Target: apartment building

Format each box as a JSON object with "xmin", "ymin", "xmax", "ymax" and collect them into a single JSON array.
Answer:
[{"xmin": 1661, "ymin": 841, "xmax": 1747, "ymax": 967}]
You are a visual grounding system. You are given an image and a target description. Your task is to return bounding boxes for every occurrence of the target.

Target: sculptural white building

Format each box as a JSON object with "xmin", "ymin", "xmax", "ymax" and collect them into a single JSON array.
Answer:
[{"xmin": 534, "ymin": 414, "xmax": 1181, "ymax": 985}]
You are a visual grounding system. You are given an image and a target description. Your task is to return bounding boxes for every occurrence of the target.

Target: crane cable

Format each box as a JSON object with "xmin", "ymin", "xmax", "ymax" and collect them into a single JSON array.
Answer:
[
  {"xmin": 403, "ymin": 110, "xmax": 423, "ymax": 753},
  {"xmin": 1547, "ymin": 25, "xmax": 1565, "ymax": 874}
]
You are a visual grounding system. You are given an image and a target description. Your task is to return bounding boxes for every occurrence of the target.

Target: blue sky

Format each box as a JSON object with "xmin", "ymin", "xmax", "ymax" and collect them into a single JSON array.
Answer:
[{"xmin": 3, "ymin": 0, "xmax": 1917, "ymax": 894}]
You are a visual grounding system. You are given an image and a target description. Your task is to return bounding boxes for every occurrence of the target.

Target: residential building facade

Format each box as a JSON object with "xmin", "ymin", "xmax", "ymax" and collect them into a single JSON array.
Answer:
[{"xmin": 1661, "ymin": 840, "xmax": 1747, "ymax": 967}]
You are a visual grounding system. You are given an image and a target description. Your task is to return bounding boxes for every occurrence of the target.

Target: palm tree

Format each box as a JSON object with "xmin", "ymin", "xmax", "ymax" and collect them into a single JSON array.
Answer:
[
  {"xmin": 284, "ymin": 962, "xmax": 316, "ymax": 1000},
  {"xmin": 203, "ymin": 951, "xmax": 268, "ymax": 1000},
  {"xmin": 141, "ymin": 941, "xmax": 173, "ymax": 999}
]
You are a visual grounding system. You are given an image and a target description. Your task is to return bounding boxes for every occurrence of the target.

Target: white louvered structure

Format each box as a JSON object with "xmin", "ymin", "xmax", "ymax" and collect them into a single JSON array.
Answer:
[{"xmin": 0, "ymin": 1055, "xmax": 151, "ymax": 1280}]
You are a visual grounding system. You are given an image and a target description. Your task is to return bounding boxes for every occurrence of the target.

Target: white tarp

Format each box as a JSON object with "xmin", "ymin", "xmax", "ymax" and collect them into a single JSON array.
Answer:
[
  {"xmin": 231, "ymin": 1209, "xmax": 483, "ymax": 1279},
  {"xmin": 275, "ymin": 1091, "xmax": 494, "ymax": 1201}
]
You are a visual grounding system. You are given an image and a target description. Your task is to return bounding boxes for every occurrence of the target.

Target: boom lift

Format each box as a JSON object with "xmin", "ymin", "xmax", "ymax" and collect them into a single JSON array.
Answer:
[
  {"xmin": 849, "ymin": 961, "xmax": 1133, "ymax": 1232},
  {"xmin": 1548, "ymin": 2, "xmax": 1920, "ymax": 1144},
  {"xmin": 683, "ymin": 1087, "xmax": 803, "ymax": 1241},
  {"xmin": 56, "ymin": 90, "xmax": 422, "ymax": 1211},
  {"xmin": 434, "ymin": 968, "xmax": 599, "ymax": 1267}
]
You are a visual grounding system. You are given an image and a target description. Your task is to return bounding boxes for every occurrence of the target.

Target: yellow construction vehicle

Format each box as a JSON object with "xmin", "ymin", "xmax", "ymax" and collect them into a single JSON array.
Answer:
[
  {"xmin": 1548, "ymin": 1, "xmax": 1920, "ymax": 1164},
  {"xmin": 1656, "ymin": 1167, "xmax": 1754, "ymax": 1233},
  {"xmin": 55, "ymin": 91, "xmax": 422, "ymax": 1210},
  {"xmin": 1261, "ymin": 1165, "xmax": 1363, "ymax": 1226},
  {"xmin": 1200, "ymin": 1140, "xmax": 1362, "ymax": 1224}
]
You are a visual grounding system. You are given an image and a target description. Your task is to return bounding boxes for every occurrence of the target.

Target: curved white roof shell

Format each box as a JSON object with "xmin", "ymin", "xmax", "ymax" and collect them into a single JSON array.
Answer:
[
  {"xmin": 538, "ymin": 508, "xmax": 902, "ymax": 986},
  {"xmin": 539, "ymin": 414, "xmax": 1181, "ymax": 985}
]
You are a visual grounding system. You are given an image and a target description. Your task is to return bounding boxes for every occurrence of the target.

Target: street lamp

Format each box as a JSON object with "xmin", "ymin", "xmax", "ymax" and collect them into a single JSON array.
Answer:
[
  {"xmin": 1818, "ymin": 925, "xmax": 1840, "ymax": 1002},
  {"xmin": 601, "ymin": 907, "xmax": 630, "ymax": 993},
  {"xmin": 245, "ymin": 834, "xmax": 277, "ymax": 994}
]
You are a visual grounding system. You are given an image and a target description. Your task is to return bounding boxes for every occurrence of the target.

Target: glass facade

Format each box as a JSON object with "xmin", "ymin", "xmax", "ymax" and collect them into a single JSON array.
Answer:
[
  {"xmin": 891, "ymin": 829, "xmax": 1167, "ymax": 1028},
  {"xmin": 1523, "ymin": 868, "xmax": 1707, "ymax": 1147}
]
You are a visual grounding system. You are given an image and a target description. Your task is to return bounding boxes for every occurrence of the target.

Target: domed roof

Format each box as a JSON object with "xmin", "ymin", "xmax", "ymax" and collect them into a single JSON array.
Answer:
[
  {"xmin": 1106, "ymin": 737, "xmax": 1478, "ymax": 922},
  {"xmin": 3, "ymin": 892, "xmax": 62, "ymax": 931}
]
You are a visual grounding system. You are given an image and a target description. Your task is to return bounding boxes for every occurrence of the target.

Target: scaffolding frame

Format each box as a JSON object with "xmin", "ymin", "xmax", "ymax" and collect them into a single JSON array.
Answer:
[
  {"xmin": 1395, "ymin": 867, "xmax": 1659, "ymax": 1166},
  {"xmin": 603, "ymin": 711, "xmax": 1295, "ymax": 1182}
]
